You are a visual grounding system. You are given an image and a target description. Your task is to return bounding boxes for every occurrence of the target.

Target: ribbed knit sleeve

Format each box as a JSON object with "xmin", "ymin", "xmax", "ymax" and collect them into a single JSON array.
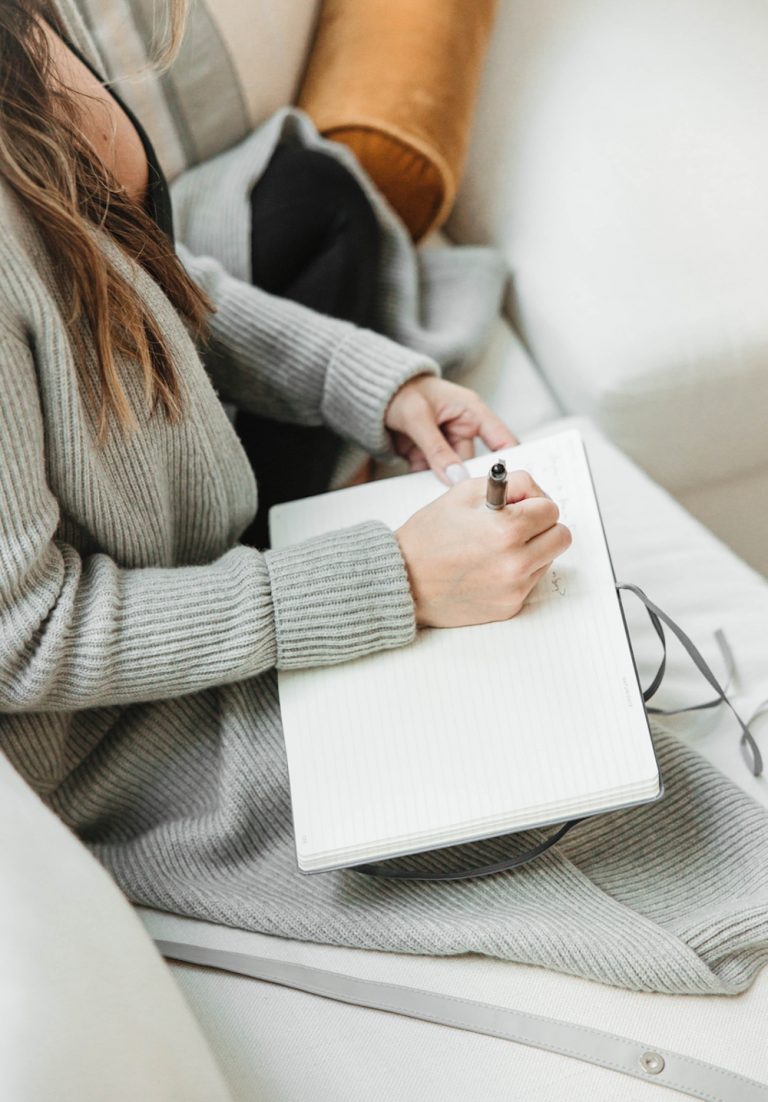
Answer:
[
  {"xmin": 265, "ymin": 522, "xmax": 415, "ymax": 668},
  {"xmin": 177, "ymin": 244, "xmax": 439, "ymax": 456},
  {"xmin": 0, "ymin": 335, "xmax": 415, "ymax": 712}
]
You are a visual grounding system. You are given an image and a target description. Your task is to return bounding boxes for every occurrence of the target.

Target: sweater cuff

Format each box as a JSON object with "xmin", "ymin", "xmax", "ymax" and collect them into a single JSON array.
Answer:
[
  {"xmin": 321, "ymin": 329, "xmax": 439, "ymax": 457},
  {"xmin": 264, "ymin": 521, "xmax": 416, "ymax": 669}
]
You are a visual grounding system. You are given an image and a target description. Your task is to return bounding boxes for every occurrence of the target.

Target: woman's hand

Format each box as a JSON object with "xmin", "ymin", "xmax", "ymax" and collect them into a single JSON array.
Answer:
[
  {"xmin": 396, "ymin": 471, "xmax": 572, "ymax": 628},
  {"xmin": 385, "ymin": 375, "xmax": 517, "ymax": 484}
]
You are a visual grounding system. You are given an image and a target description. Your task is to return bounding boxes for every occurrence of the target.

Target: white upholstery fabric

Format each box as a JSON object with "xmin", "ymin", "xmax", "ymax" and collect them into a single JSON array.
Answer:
[
  {"xmin": 449, "ymin": 0, "xmax": 768, "ymax": 574},
  {"xmin": 141, "ymin": 417, "xmax": 768, "ymax": 1100},
  {"xmin": 200, "ymin": 0, "xmax": 320, "ymax": 129},
  {"xmin": 0, "ymin": 755, "xmax": 232, "ymax": 1102},
  {"xmin": 143, "ymin": 920, "xmax": 768, "ymax": 1102},
  {"xmin": 424, "ymin": 233, "xmax": 561, "ymax": 439},
  {"xmin": 455, "ymin": 315, "xmax": 562, "ymax": 437}
]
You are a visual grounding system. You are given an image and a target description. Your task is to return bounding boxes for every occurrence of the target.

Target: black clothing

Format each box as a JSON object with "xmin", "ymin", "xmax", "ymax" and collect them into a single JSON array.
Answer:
[
  {"xmin": 237, "ymin": 145, "xmax": 381, "ymax": 547},
  {"xmin": 248, "ymin": 144, "xmax": 380, "ymax": 325}
]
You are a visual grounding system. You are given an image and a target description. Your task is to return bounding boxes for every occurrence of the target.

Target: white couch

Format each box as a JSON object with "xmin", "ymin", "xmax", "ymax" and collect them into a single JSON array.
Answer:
[
  {"xmin": 3, "ymin": 2, "xmax": 768, "ymax": 1099},
  {"xmin": 450, "ymin": 0, "xmax": 768, "ymax": 576}
]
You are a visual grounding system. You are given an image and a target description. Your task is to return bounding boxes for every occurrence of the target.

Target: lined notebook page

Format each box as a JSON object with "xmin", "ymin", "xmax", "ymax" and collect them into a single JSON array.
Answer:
[{"xmin": 270, "ymin": 429, "xmax": 659, "ymax": 871}]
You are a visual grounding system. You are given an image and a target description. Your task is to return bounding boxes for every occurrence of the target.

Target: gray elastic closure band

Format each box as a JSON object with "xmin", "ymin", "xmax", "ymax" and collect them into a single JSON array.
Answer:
[
  {"xmin": 157, "ymin": 939, "xmax": 768, "ymax": 1102},
  {"xmin": 353, "ymin": 817, "xmax": 580, "ymax": 881}
]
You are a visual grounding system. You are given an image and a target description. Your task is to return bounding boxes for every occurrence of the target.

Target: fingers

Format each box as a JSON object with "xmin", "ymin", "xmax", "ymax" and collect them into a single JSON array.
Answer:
[
  {"xmin": 454, "ymin": 438, "xmax": 475, "ymax": 462},
  {"xmin": 527, "ymin": 561, "xmax": 552, "ymax": 586},
  {"xmin": 504, "ymin": 469, "xmax": 550, "ymax": 504},
  {"xmin": 454, "ymin": 471, "xmax": 552, "ymax": 511},
  {"xmin": 514, "ymin": 561, "xmax": 553, "ymax": 613},
  {"xmin": 513, "ymin": 496, "xmax": 561, "ymax": 539},
  {"xmin": 457, "ymin": 473, "xmax": 568, "ymax": 564},
  {"xmin": 525, "ymin": 523, "xmax": 573, "ymax": 572},
  {"xmin": 387, "ymin": 378, "xmax": 518, "ymax": 484},
  {"xmin": 402, "ymin": 398, "xmax": 470, "ymax": 485},
  {"xmin": 393, "ymin": 432, "xmax": 427, "ymax": 472},
  {"xmin": 478, "ymin": 407, "xmax": 519, "ymax": 452}
]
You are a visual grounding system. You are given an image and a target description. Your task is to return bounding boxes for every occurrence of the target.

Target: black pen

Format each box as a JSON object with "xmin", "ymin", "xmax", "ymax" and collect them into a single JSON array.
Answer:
[{"xmin": 486, "ymin": 459, "xmax": 507, "ymax": 510}]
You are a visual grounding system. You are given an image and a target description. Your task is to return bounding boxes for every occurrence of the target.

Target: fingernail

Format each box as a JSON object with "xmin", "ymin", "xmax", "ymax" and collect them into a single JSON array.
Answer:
[{"xmin": 446, "ymin": 463, "xmax": 469, "ymax": 484}]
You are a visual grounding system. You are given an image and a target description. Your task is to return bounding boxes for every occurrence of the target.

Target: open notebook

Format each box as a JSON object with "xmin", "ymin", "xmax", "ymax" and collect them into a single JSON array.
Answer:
[{"xmin": 269, "ymin": 429, "xmax": 661, "ymax": 874}]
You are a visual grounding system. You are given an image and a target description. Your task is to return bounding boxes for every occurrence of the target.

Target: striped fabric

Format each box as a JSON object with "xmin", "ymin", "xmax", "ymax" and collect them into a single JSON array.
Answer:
[{"xmin": 78, "ymin": 0, "xmax": 321, "ymax": 181}]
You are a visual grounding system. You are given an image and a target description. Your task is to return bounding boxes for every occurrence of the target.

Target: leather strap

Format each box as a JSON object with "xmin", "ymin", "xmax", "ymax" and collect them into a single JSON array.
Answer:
[{"xmin": 157, "ymin": 939, "xmax": 768, "ymax": 1102}]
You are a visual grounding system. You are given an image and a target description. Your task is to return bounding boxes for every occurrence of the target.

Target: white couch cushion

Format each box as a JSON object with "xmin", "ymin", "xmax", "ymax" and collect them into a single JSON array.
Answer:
[
  {"xmin": 450, "ymin": 0, "xmax": 768, "ymax": 572},
  {"xmin": 456, "ymin": 315, "xmax": 561, "ymax": 437},
  {"xmin": 0, "ymin": 753, "xmax": 232, "ymax": 1102}
]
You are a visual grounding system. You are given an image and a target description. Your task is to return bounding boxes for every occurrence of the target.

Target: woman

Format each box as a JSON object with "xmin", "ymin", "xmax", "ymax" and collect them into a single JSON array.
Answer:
[{"xmin": 0, "ymin": 0, "xmax": 570, "ymax": 945}]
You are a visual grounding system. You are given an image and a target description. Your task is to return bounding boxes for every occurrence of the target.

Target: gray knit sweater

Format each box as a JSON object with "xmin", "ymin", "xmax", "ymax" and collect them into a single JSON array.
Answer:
[{"xmin": 1, "ymin": 1, "xmax": 767, "ymax": 1000}]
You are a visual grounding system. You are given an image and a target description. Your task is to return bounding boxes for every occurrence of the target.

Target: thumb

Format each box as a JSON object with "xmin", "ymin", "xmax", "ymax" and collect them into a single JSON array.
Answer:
[{"xmin": 406, "ymin": 404, "xmax": 469, "ymax": 486}]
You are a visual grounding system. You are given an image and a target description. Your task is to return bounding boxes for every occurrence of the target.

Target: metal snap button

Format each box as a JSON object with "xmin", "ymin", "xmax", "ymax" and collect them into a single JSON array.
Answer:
[{"xmin": 640, "ymin": 1051, "xmax": 665, "ymax": 1075}]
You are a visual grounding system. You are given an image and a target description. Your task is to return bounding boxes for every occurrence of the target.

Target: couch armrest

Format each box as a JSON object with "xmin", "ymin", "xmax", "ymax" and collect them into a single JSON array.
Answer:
[{"xmin": 0, "ymin": 754, "xmax": 232, "ymax": 1101}]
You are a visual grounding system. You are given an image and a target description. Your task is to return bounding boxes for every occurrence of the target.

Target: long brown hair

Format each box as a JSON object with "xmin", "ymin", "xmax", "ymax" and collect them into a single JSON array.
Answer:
[{"xmin": 0, "ymin": 0, "xmax": 212, "ymax": 439}]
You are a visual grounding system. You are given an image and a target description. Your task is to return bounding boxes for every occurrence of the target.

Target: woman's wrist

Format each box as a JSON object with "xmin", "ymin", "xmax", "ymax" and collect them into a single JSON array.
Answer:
[
  {"xmin": 264, "ymin": 520, "xmax": 416, "ymax": 669},
  {"xmin": 321, "ymin": 330, "xmax": 439, "ymax": 457}
]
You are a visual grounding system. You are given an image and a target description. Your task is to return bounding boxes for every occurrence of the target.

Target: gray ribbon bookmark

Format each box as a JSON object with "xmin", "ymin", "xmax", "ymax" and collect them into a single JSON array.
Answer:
[{"xmin": 618, "ymin": 583, "xmax": 763, "ymax": 777}]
